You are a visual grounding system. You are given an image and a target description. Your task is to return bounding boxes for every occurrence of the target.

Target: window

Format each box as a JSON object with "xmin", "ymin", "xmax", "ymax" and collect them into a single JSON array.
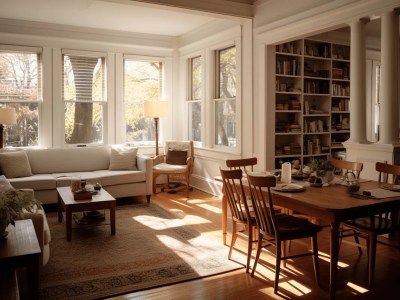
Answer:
[
  {"xmin": 187, "ymin": 56, "xmax": 202, "ymax": 143},
  {"xmin": 0, "ymin": 47, "xmax": 41, "ymax": 147},
  {"xmin": 63, "ymin": 51, "xmax": 105, "ymax": 144},
  {"xmin": 215, "ymin": 46, "xmax": 236, "ymax": 147},
  {"xmin": 124, "ymin": 58, "xmax": 164, "ymax": 143}
]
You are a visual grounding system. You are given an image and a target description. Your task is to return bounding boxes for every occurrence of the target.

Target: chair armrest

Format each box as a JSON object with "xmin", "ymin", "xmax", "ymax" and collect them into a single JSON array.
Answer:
[{"xmin": 153, "ymin": 154, "xmax": 166, "ymax": 165}]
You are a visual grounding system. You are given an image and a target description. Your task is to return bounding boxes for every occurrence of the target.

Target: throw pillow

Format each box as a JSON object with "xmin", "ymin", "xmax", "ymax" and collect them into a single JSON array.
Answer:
[
  {"xmin": 0, "ymin": 151, "xmax": 33, "ymax": 178},
  {"xmin": 166, "ymin": 149, "xmax": 188, "ymax": 165},
  {"xmin": 109, "ymin": 146, "xmax": 138, "ymax": 170},
  {"xmin": 0, "ymin": 175, "xmax": 13, "ymax": 192}
]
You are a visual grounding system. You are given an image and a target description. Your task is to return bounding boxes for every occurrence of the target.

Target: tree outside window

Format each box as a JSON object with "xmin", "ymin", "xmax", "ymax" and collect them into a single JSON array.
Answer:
[
  {"xmin": 188, "ymin": 56, "xmax": 202, "ymax": 143},
  {"xmin": 63, "ymin": 53, "xmax": 105, "ymax": 144},
  {"xmin": 215, "ymin": 46, "xmax": 236, "ymax": 147},
  {"xmin": 0, "ymin": 50, "xmax": 40, "ymax": 147},
  {"xmin": 124, "ymin": 59, "xmax": 163, "ymax": 143}
]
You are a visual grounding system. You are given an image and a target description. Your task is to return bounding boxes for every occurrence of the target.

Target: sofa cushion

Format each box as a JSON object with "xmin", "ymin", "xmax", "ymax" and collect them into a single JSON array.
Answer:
[
  {"xmin": 0, "ymin": 175, "xmax": 13, "ymax": 191},
  {"xmin": 9, "ymin": 174, "xmax": 57, "ymax": 190},
  {"xmin": 109, "ymin": 146, "xmax": 138, "ymax": 170},
  {"xmin": 94, "ymin": 170, "xmax": 146, "ymax": 186},
  {"xmin": 0, "ymin": 151, "xmax": 32, "ymax": 178},
  {"xmin": 26, "ymin": 146, "xmax": 111, "ymax": 174},
  {"xmin": 52, "ymin": 172, "xmax": 103, "ymax": 187}
]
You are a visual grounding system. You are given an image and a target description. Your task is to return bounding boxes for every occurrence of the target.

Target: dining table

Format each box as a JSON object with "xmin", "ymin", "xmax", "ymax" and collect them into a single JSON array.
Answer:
[{"xmin": 215, "ymin": 174, "xmax": 400, "ymax": 300}]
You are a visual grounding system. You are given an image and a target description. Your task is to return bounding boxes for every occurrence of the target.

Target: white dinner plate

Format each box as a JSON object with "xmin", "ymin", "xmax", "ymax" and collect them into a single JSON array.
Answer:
[{"xmin": 273, "ymin": 183, "xmax": 305, "ymax": 192}]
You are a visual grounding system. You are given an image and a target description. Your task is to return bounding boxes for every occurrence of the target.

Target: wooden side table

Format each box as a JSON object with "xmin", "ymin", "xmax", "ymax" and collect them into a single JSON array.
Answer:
[{"xmin": 0, "ymin": 219, "xmax": 41, "ymax": 300}]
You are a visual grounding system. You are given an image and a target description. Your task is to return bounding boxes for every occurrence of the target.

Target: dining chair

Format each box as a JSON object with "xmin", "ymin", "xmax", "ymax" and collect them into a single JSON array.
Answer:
[
  {"xmin": 246, "ymin": 172, "xmax": 322, "ymax": 294},
  {"xmin": 330, "ymin": 158, "xmax": 363, "ymax": 179},
  {"xmin": 340, "ymin": 162, "xmax": 400, "ymax": 289},
  {"xmin": 219, "ymin": 168, "xmax": 256, "ymax": 273},
  {"xmin": 331, "ymin": 159, "xmax": 364, "ymax": 253},
  {"xmin": 152, "ymin": 141, "xmax": 194, "ymax": 198},
  {"xmin": 226, "ymin": 157, "xmax": 257, "ymax": 172}
]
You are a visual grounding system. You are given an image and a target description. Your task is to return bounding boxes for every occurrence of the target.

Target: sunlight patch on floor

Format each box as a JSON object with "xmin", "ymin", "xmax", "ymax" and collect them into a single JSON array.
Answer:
[
  {"xmin": 133, "ymin": 215, "xmax": 183, "ymax": 230},
  {"xmin": 280, "ymin": 279, "xmax": 312, "ymax": 296},
  {"xmin": 259, "ymin": 287, "xmax": 282, "ymax": 298},
  {"xmin": 195, "ymin": 203, "xmax": 222, "ymax": 214},
  {"xmin": 181, "ymin": 214, "xmax": 211, "ymax": 225},
  {"xmin": 318, "ymin": 250, "xmax": 349, "ymax": 268},
  {"xmin": 347, "ymin": 282, "xmax": 369, "ymax": 294}
]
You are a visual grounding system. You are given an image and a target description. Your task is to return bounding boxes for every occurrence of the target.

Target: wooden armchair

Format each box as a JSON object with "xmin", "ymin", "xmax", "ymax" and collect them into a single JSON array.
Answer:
[{"xmin": 152, "ymin": 141, "xmax": 194, "ymax": 198}]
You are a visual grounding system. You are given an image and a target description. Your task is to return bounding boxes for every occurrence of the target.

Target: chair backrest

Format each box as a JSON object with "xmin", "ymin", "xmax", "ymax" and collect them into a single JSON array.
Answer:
[
  {"xmin": 330, "ymin": 159, "xmax": 363, "ymax": 179},
  {"xmin": 164, "ymin": 140, "xmax": 194, "ymax": 159},
  {"xmin": 376, "ymin": 162, "xmax": 400, "ymax": 184},
  {"xmin": 371, "ymin": 162, "xmax": 400, "ymax": 234},
  {"xmin": 219, "ymin": 168, "xmax": 251, "ymax": 224},
  {"xmin": 246, "ymin": 173, "xmax": 278, "ymax": 237},
  {"xmin": 226, "ymin": 157, "xmax": 257, "ymax": 173}
]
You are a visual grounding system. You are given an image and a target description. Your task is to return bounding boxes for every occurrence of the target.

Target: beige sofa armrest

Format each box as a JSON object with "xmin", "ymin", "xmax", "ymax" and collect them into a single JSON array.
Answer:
[{"xmin": 137, "ymin": 154, "xmax": 154, "ymax": 196}]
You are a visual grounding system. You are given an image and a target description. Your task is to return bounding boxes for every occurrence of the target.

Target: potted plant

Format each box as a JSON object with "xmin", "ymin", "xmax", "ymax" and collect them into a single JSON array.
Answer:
[{"xmin": 0, "ymin": 189, "xmax": 41, "ymax": 238}]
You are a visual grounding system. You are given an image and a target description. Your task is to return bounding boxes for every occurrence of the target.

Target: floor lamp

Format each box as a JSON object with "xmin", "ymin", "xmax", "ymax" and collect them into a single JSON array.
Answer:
[
  {"xmin": 143, "ymin": 101, "xmax": 168, "ymax": 156},
  {"xmin": 0, "ymin": 108, "xmax": 17, "ymax": 149}
]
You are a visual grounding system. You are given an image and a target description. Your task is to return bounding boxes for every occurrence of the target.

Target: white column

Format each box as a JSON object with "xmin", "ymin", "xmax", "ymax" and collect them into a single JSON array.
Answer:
[
  {"xmin": 349, "ymin": 19, "xmax": 368, "ymax": 143},
  {"xmin": 379, "ymin": 10, "xmax": 399, "ymax": 144}
]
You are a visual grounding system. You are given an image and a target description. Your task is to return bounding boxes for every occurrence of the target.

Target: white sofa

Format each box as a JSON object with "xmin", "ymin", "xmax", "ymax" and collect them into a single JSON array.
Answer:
[{"xmin": 1, "ymin": 146, "xmax": 153, "ymax": 204}]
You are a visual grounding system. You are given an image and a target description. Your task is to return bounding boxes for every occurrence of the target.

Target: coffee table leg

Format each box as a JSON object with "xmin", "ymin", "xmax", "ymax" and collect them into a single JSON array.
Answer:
[
  {"xmin": 110, "ymin": 203, "xmax": 116, "ymax": 235},
  {"xmin": 58, "ymin": 196, "xmax": 63, "ymax": 222},
  {"xmin": 66, "ymin": 208, "xmax": 72, "ymax": 242}
]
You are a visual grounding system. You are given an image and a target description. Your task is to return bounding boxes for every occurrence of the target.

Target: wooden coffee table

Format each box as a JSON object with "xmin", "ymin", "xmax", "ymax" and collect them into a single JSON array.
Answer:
[{"xmin": 57, "ymin": 186, "xmax": 116, "ymax": 241}]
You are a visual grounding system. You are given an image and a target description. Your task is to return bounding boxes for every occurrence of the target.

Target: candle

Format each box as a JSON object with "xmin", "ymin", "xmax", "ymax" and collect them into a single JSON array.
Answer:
[{"xmin": 281, "ymin": 162, "xmax": 292, "ymax": 184}]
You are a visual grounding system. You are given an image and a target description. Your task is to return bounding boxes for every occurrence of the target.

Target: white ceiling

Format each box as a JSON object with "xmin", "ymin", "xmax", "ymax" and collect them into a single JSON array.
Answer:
[{"xmin": 0, "ymin": 0, "xmax": 222, "ymax": 36}]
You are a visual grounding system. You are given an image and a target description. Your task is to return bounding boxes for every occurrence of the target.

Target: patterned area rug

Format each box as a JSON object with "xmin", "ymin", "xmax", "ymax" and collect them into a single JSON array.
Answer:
[{"xmin": 39, "ymin": 203, "xmax": 243, "ymax": 299}]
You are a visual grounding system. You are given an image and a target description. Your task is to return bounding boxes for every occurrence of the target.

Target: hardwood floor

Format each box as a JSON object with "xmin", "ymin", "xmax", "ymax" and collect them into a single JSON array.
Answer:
[{"xmin": 110, "ymin": 188, "xmax": 400, "ymax": 300}]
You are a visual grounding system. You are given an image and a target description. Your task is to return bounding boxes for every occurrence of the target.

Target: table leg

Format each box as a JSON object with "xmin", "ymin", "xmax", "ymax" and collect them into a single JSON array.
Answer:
[
  {"xmin": 66, "ymin": 208, "xmax": 72, "ymax": 242},
  {"xmin": 330, "ymin": 221, "xmax": 340, "ymax": 300},
  {"xmin": 110, "ymin": 202, "xmax": 116, "ymax": 235},
  {"xmin": 222, "ymin": 193, "xmax": 227, "ymax": 246},
  {"xmin": 57, "ymin": 196, "xmax": 63, "ymax": 222},
  {"xmin": 27, "ymin": 254, "xmax": 40, "ymax": 300}
]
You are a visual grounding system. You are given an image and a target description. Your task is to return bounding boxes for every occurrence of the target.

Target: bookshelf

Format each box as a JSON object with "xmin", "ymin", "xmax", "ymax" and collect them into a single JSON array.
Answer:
[{"xmin": 273, "ymin": 39, "xmax": 350, "ymax": 169}]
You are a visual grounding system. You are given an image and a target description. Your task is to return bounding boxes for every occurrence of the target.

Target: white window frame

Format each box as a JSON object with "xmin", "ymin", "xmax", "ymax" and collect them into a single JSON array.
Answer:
[
  {"xmin": 186, "ymin": 53, "xmax": 205, "ymax": 148},
  {"xmin": 211, "ymin": 39, "xmax": 241, "ymax": 152},
  {"xmin": 60, "ymin": 49, "xmax": 107, "ymax": 146},
  {"xmin": 0, "ymin": 44, "xmax": 43, "ymax": 148},
  {"xmin": 116, "ymin": 54, "xmax": 167, "ymax": 146}
]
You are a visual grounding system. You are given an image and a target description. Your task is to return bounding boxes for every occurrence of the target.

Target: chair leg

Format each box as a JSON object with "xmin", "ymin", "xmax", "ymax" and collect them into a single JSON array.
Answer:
[
  {"xmin": 367, "ymin": 234, "xmax": 377, "ymax": 289},
  {"xmin": 251, "ymin": 234, "xmax": 263, "ymax": 277},
  {"xmin": 275, "ymin": 240, "xmax": 282, "ymax": 294},
  {"xmin": 312, "ymin": 234, "xmax": 321, "ymax": 286},
  {"xmin": 282, "ymin": 241, "xmax": 287, "ymax": 268},
  {"xmin": 228, "ymin": 221, "xmax": 237, "ymax": 260},
  {"xmin": 246, "ymin": 226, "xmax": 253, "ymax": 273},
  {"xmin": 353, "ymin": 230, "xmax": 363, "ymax": 255}
]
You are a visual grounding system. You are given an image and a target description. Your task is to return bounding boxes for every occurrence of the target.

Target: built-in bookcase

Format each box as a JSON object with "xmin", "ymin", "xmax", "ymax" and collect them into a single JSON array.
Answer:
[{"xmin": 273, "ymin": 39, "xmax": 350, "ymax": 169}]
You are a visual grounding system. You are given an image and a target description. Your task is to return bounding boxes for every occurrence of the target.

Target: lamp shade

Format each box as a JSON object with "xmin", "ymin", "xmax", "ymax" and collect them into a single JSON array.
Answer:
[
  {"xmin": 143, "ymin": 101, "xmax": 168, "ymax": 118},
  {"xmin": 0, "ymin": 108, "xmax": 17, "ymax": 125}
]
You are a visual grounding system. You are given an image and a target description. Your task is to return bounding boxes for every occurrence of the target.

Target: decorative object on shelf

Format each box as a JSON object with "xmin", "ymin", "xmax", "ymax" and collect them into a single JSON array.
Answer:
[
  {"xmin": 0, "ymin": 187, "xmax": 41, "ymax": 238},
  {"xmin": 0, "ymin": 107, "xmax": 17, "ymax": 149},
  {"xmin": 144, "ymin": 101, "xmax": 168, "ymax": 156}
]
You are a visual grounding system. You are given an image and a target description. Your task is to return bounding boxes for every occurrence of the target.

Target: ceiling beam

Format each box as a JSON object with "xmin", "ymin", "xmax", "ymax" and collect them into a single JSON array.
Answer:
[{"xmin": 126, "ymin": 0, "xmax": 254, "ymax": 18}]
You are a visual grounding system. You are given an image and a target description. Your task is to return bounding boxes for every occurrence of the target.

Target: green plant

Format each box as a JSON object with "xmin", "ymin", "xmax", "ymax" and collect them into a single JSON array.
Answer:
[{"xmin": 0, "ymin": 189, "xmax": 41, "ymax": 228}]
